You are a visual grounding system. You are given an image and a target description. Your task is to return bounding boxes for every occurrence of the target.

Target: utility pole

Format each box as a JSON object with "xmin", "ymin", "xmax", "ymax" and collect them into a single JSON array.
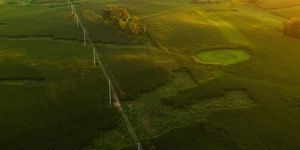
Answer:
[
  {"xmin": 76, "ymin": 14, "xmax": 79, "ymax": 28},
  {"xmin": 93, "ymin": 47, "xmax": 96, "ymax": 68},
  {"xmin": 109, "ymin": 79, "xmax": 112, "ymax": 106},
  {"xmin": 71, "ymin": 5, "xmax": 74, "ymax": 15},
  {"xmin": 83, "ymin": 28, "xmax": 86, "ymax": 47}
]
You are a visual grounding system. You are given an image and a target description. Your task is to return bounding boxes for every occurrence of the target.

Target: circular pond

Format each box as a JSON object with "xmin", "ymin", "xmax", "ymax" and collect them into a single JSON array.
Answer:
[{"xmin": 195, "ymin": 49, "xmax": 250, "ymax": 65}]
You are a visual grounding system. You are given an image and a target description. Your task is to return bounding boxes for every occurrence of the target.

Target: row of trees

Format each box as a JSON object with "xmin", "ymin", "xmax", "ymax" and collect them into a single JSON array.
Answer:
[
  {"xmin": 284, "ymin": 18, "xmax": 300, "ymax": 38},
  {"xmin": 102, "ymin": 4, "xmax": 146, "ymax": 34}
]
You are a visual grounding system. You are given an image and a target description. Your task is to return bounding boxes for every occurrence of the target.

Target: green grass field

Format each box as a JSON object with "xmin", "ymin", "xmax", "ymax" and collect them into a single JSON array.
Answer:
[
  {"xmin": 1, "ymin": 0, "xmax": 300, "ymax": 150},
  {"xmin": 0, "ymin": 5, "xmax": 82, "ymax": 39},
  {"xmin": 0, "ymin": 2, "xmax": 130, "ymax": 149},
  {"xmin": 143, "ymin": 5, "xmax": 250, "ymax": 51},
  {"xmin": 0, "ymin": 40, "xmax": 124, "ymax": 150},
  {"xmin": 195, "ymin": 49, "xmax": 250, "ymax": 65}
]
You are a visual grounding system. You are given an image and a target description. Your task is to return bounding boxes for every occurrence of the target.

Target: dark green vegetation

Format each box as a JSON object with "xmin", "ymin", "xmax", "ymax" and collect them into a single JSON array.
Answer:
[
  {"xmin": 122, "ymin": 122, "xmax": 242, "ymax": 150},
  {"xmin": 0, "ymin": 3, "xmax": 123, "ymax": 149},
  {"xmin": 1, "ymin": 0, "xmax": 300, "ymax": 150},
  {"xmin": 0, "ymin": 40, "xmax": 120, "ymax": 150},
  {"xmin": 161, "ymin": 80, "xmax": 225, "ymax": 108},
  {"xmin": 99, "ymin": 46, "xmax": 171, "ymax": 100},
  {"xmin": 0, "ymin": 5, "xmax": 82, "ymax": 39}
]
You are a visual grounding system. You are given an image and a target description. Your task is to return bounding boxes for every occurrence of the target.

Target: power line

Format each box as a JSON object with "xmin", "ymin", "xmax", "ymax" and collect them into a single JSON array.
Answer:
[{"xmin": 65, "ymin": 1, "xmax": 143, "ymax": 149}]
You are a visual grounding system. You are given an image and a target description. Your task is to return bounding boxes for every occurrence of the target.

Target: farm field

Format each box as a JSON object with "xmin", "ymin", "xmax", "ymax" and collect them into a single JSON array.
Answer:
[
  {"xmin": 254, "ymin": 0, "xmax": 300, "ymax": 18},
  {"xmin": 1, "ymin": 0, "xmax": 300, "ymax": 150},
  {"xmin": 271, "ymin": 6, "xmax": 300, "ymax": 18},
  {"xmin": 255, "ymin": 0, "xmax": 300, "ymax": 9},
  {"xmin": 0, "ymin": 2, "xmax": 129, "ymax": 150},
  {"xmin": 0, "ymin": 40, "xmax": 124, "ymax": 150}
]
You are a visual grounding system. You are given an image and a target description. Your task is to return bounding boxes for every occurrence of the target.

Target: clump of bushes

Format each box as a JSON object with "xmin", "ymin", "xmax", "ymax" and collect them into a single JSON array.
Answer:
[
  {"xmin": 283, "ymin": 18, "xmax": 300, "ymax": 38},
  {"xmin": 102, "ymin": 4, "xmax": 146, "ymax": 34}
]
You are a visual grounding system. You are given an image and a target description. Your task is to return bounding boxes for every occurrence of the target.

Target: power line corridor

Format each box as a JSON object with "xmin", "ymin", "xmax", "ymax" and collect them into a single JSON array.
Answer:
[{"xmin": 64, "ymin": 1, "xmax": 143, "ymax": 149}]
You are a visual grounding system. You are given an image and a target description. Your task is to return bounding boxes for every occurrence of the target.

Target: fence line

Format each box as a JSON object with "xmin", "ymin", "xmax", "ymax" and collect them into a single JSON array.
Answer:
[{"xmin": 65, "ymin": 1, "xmax": 143, "ymax": 149}]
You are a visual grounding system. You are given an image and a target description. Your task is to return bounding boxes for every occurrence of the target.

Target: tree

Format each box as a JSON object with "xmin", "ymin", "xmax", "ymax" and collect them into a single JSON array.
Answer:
[
  {"xmin": 128, "ymin": 16, "xmax": 139, "ymax": 34},
  {"xmin": 116, "ymin": 8, "xmax": 130, "ymax": 29},
  {"xmin": 102, "ymin": 4, "xmax": 130, "ymax": 29}
]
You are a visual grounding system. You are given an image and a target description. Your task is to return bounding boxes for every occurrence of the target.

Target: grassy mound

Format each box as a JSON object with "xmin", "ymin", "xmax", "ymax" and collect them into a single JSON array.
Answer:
[{"xmin": 195, "ymin": 49, "xmax": 250, "ymax": 65}]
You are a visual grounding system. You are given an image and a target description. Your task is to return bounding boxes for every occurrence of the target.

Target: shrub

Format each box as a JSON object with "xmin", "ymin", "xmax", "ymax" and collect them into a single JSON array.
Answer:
[{"xmin": 283, "ymin": 18, "xmax": 300, "ymax": 38}]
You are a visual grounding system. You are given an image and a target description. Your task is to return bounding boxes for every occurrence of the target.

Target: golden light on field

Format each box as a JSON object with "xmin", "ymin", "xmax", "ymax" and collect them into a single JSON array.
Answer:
[{"xmin": 1, "ymin": 0, "xmax": 300, "ymax": 150}]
